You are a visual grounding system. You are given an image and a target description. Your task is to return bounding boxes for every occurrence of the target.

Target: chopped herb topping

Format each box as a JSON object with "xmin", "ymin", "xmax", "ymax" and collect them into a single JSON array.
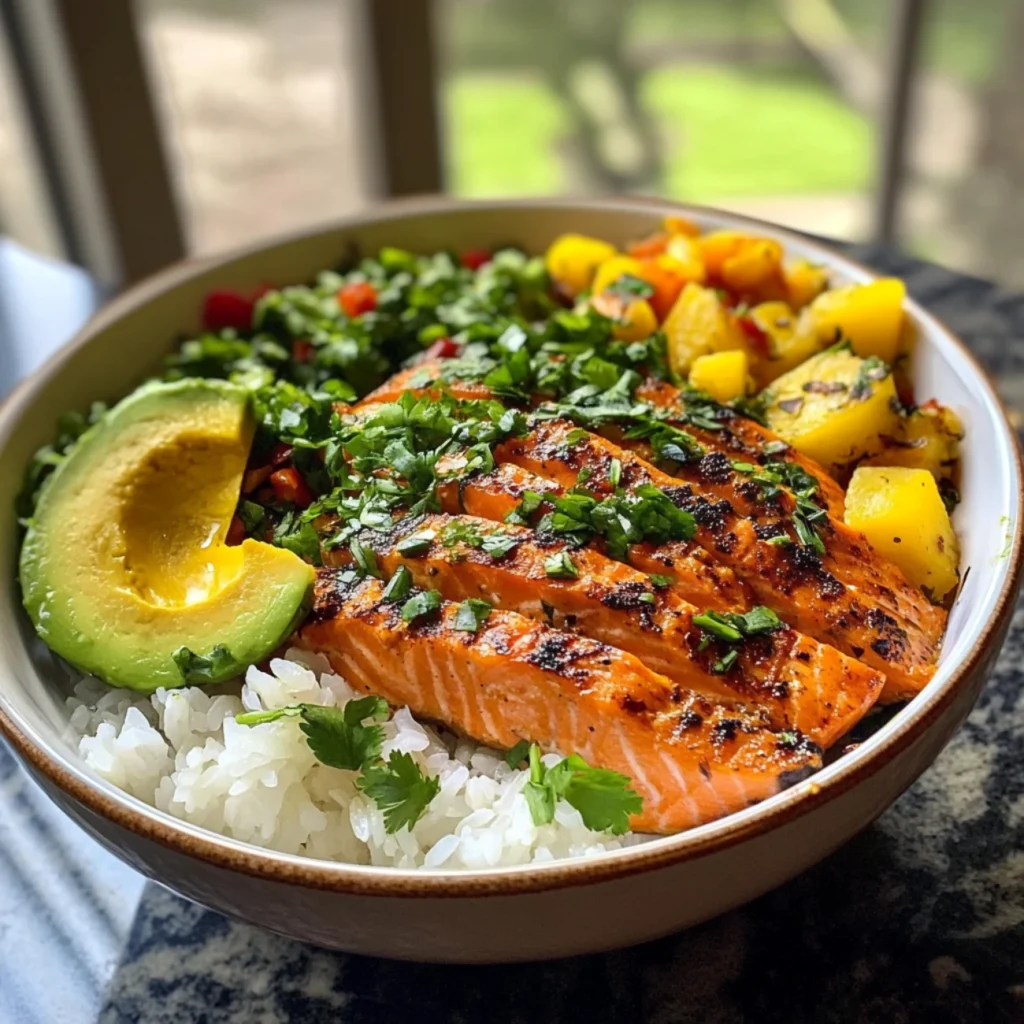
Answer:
[
  {"xmin": 453, "ymin": 597, "xmax": 493, "ymax": 632},
  {"xmin": 358, "ymin": 751, "xmax": 441, "ymax": 833},
  {"xmin": 400, "ymin": 588, "xmax": 443, "ymax": 622},
  {"xmin": 381, "ymin": 565, "xmax": 413, "ymax": 602},
  {"xmin": 523, "ymin": 744, "xmax": 642, "ymax": 835},
  {"xmin": 544, "ymin": 551, "xmax": 580, "ymax": 579}
]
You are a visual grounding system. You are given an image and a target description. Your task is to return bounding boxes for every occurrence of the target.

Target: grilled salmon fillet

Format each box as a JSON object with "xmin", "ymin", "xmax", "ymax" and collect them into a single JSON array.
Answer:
[
  {"xmin": 433, "ymin": 458, "xmax": 751, "ymax": 612},
  {"xmin": 362, "ymin": 361, "xmax": 845, "ymax": 514},
  {"xmin": 327, "ymin": 512, "xmax": 884, "ymax": 746},
  {"xmin": 301, "ymin": 572, "xmax": 824, "ymax": 833},
  {"xmin": 495, "ymin": 419, "xmax": 946, "ymax": 700},
  {"xmin": 633, "ymin": 378, "xmax": 847, "ymax": 514}
]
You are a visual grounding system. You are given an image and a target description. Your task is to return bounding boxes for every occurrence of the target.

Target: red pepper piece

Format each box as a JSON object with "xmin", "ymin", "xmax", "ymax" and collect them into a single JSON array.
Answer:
[
  {"xmin": 337, "ymin": 281, "xmax": 378, "ymax": 318},
  {"xmin": 424, "ymin": 337, "xmax": 461, "ymax": 360},
  {"xmin": 460, "ymin": 248, "xmax": 491, "ymax": 271},
  {"xmin": 202, "ymin": 290, "xmax": 254, "ymax": 333},
  {"xmin": 270, "ymin": 467, "xmax": 314, "ymax": 509}
]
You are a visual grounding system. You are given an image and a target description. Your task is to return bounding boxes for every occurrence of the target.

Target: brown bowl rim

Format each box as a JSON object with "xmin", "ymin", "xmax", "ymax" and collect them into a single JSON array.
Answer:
[{"xmin": 0, "ymin": 195, "xmax": 1020, "ymax": 898}]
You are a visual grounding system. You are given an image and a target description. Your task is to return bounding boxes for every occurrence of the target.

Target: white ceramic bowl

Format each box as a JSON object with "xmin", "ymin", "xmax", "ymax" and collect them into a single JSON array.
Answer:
[{"xmin": 0, "ymin": 198, "xmax": 1020, "ymax": 962}]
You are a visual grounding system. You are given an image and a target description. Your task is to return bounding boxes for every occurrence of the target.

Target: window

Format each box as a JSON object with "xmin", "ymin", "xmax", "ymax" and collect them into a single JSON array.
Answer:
[{"xmin": 135, "ymin": 0, "xmax": 369, "ymax": 255}]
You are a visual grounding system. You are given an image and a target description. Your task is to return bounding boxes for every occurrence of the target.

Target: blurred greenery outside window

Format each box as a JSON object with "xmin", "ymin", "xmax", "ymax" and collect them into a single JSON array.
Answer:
[{"xmin": 1, "ymin": 0, "xmax": 1021, "ymax": 287}]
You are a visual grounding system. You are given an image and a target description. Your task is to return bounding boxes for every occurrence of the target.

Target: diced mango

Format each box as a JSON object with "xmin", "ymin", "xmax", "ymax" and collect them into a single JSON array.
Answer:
[
  {"xmin": 663, "ymin": 282, "xmax": 744, "ymax": 376},
  {"xmin": 664, "ymin": 214, "xmax": 701, "ymax": 237},
  {"xmin": 810, "ymin": 279, "xmax": 906, "ymax": 363},
  {"xmin": 784, "ymin": 260, "xmax": 829, "ymax": 309},
  {"xmin": 699, "ymin": 231, "xmax": 748, "ymax": 277},
  {"xmin": 764, "ymin": 347, "xmax": 900, "ymax": 470},
  {"xmin": 860, "ymin": 401, "xmax": 964, "ymax": 480},
  {"xmin": 845, "ymin": 466, "xmax": 959, "ymax": 600},
  {"xmin": 545, "ymin": 233, "xmax": 618, "ymax": 297},
  {"xmin": 665, "ymin": 235, "xmax": 707, "ymax": 284},
  {"xmin": 592, "ymin": 255, "xmax": 645, "ymax": 298},
  {"xmin": 748, "ymin": 303, "xmax": 824, "ymax": 387},
  {"xmin": 721, "ymin": 238, "xmax": 785, "ymax": 298},
  {"xmin": 689, "ymin": 350, "xmax": 750, "ymax": 403},
  {"xmin": 590, "ymin": 292, "xmax": 658, "ymax": 342}
]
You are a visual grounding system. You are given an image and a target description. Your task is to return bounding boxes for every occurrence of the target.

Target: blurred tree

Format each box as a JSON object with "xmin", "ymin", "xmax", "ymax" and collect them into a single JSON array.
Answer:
[
  {"xmin": 446, "ymin": 0, "xmax": 666, "ymax": 193},
  {"xmin": 949, "ymin": 2, "xmax": 1024, "ymax": 285}
]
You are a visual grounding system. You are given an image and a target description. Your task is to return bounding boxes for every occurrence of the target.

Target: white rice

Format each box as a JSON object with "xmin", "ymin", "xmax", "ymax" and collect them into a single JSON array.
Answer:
[{"xmin": 65, "ymin": 649, "xmax": 643, "ymax": 869}]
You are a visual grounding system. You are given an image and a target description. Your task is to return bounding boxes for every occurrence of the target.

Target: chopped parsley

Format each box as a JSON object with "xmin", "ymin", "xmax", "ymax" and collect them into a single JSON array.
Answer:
[
  {"xmin": 381, "ymin": 565, "xmax": 413, "ymax": 602},
  {"xmin": 396, "ymin": 530, "xmax": 436, "ymax": 556},
  {"xmin": 693, "ymin": 606, "xmax": 784, "ymax": 672}
]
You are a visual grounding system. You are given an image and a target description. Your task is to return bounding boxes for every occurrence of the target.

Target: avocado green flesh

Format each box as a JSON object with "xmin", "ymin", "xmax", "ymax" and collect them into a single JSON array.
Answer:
[{"xmin": 19, "ymin": 378, "xmax": 315, "ymax": 691}]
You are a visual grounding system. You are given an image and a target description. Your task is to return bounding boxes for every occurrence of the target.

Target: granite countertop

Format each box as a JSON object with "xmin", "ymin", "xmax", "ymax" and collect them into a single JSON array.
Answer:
[{"xmin": 1, "ymin": 242, "xmax": 1023, "ymax": 1024}]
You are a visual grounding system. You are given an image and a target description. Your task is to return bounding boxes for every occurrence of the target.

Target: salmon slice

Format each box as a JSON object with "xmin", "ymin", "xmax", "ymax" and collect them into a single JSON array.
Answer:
[
  {"xmin": 634, "ymin": 379, "xmax": 847, "ymax": 514},
  {"xmin": 433, "ymin": 458, "xmax": 751, "ymax": 612},
  {"xmin": 328, "ymin": 512, "xmax": 884, "ymax": 747},
  {"xmin": 363, "ymin": 361, "xmax": 845, "ymax": 514},
  {"xmin": 495, "ymin": 419, "xmax": 946, "ymax": 700},
  {"xmin": 301, "ymin": 572, "xmax": 824, "ymax": 834}
]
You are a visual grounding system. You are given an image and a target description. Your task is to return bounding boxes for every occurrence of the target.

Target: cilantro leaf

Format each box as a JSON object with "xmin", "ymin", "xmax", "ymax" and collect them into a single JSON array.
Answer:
[
  {"xmin": 396, "ymin": 530, "xmax": 436, "ymax": 556},
  {"xmin": 604, "ymin": 274, "xmax": 654, "ymax": 301},
  {"xmin": 381, "ymin": 565, "xmax": 413, "ymax": 602},
  {"xmin": 172, "ymin": 644, "xmax": 240, "ymax": 684},
  {"xmin": 521, "ymin": 745, "xmax": 641, "ymax": 835},
  {"xmin": 358, "ymin": 751, "xmax": 441, "ymax": 833},
  {"xmin": 505, "ymin": 739, "xmax": 531, "ymax": 769},
  {"xmin": 481, "ymin": 530, "xmax": 518, "ymax": 559},
  {"xmin": 401, "ymin": 589, "xmax": 443, "ymax": 622},
  {"xmin": 544, "ymin": 551, "xmax": 579, "ymax": 579},
  {"xmin": 237, "ymin": 697, "xmax": 388, "ymax": 772},
  {"xmin": 453, "ymin": 598, "xmax": 493, "ymax": 632}
]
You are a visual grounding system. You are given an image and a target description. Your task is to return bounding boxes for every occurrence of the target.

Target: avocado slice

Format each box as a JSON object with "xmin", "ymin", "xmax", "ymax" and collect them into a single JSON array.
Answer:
[{"xmin": 19, "ymin": 378, "xmax": 315, "ymax": 691}]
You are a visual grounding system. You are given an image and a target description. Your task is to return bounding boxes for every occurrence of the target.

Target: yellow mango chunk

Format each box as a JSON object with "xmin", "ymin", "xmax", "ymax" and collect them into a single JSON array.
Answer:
[
  {"xmin": 545, "ymin": 233, "xmax": 618, "ymax": 297},
  {"xmin": 592, "ymin": 255, "xmax": 645, "ymax": 298},
  {"xmin": 784, "ymin": 260, "xmax": 829, "ymax": 309},
  {"xmin": 721, "ymin": 238, "xmax": 785, "ymax": 297},
  {"xmin": 845, "ymin": 466, "xmax": 959, "ymax": 600},
  {"xmin": 810, "ymin": 279, "xmax": 906, "ymax": 363},
  {"xmin": 860, "ymin": 401, "xmax": 964, "ymax": 480},
  {"xmin": 748, "ymin": 302, "xmax": 824, "ymax": 387},
  {"xmin": 663, "ymin": 214, "xmax": 701, "ymax": 237},
  {"xmin": 764, "ymin": 347, "xmax": 900, "ymax": 470},
  {"xmin": 591, "ymin": 292, "xmax": 658, "ymax": 342},
  {"xmin": 689, "ymin": 350, "xmax": 749, "ymax": 403},
  {"xmin": 699, "ymin": 231, "xmax": 749, "ymax": 277},
  {"xmin": 663, "ymin": 282, "xmax": 744, "ymax": 376},
  {"xmin": 664, "ymin": 235, "xmax": 707, "ymax": 285}
]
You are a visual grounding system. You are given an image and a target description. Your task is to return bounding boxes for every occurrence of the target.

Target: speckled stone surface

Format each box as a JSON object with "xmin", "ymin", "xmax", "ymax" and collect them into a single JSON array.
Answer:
[{"xmin": 2, "ymin": 243, "xmax": 1023, "ymax": 1023}]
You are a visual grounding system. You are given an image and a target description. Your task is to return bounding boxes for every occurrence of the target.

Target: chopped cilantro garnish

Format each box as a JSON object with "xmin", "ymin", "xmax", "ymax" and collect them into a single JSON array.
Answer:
[
  {"xmin": 649, "ymin": 573, "xmax": 673, "ymax": 588},
  {"xmin": 608, "ymin": 458, "xmax": 622, "ymax": 488},
  {"xmin": 349, "ymin": 536, "xmax": 381, "ymax": 577},
  {"xmin": 544, "ymin": 551, "xmax": 579, "ymax": 579},
  {"xmin": 604, "ymin": 273, "xmax": 655, "ymax": 301},
  {"xmin": 453, "ymin": 597, "xmax": 492, "ymax": 632},
  {"xmin": 693, "ymin": 606, "xmax": 784, "ymax": 672},
  {"xmin": 358, "ymin": 751, "xmax": 441, "ymax": 833},
  {"xmin": 505, "ymin": 489, "xmax": 546, "ymax": 526},
  {"xmin": 481, "ymin": 530, "xmax": 518, "ymax": 560},
  {"xmin": 401, "ymin": 589, "xmax": 443, "ymax": 622},
  {"xmin": 522, "ymin": 744, "xmax": 642, "ymax": 835},
  {"xmin": 396, "ymin": 530, "xmax": 436, "ymax": 556},
  {"xmin": 505, "ymin": 739, "xmax": 531, "ymax": 769},
  {"xmin": 172, "ymin": 644, "xmax": 238, "ymax": 684},
  {"xmin": 237, "ymin": 695, "xmax": 388, "ymax": 771},
  {"xmin": 381, "ymin": 565, "xmax": 413, "ymax": 602}
]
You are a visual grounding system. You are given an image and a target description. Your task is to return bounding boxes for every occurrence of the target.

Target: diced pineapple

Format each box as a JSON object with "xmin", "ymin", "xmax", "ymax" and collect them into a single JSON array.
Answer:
[
  {"xmin": 664, "ymin": 235, "xmax": 707, "ymax": 285},
  {"xmin": 663, "ymin": 282, "xmax": 744, "ymax": 376},
  {"xmin": 845, "ymin": 466, "xmax": 959, "ymax": 600},
  {"xmin": 590, "ymin": 292, "xmax": 658, "ymax": 342},
  {"xmin": 748, "ymin": 303, "xmax": 824, "ymax": 387},
  {"xmin": 663, "ymin": 214, "xmax": 701, "ymax": 237},
  {"xmin": 592, "ymin": 255, "xmax": 645, "ymax": 298},
  {"xmin": 810, "ymin": 279, "xmax": 906, "ymax": 363},
  {"xmin": 860, "ymin": 401, "xmax": 964, "ymax": 480},
  {"xmin": 784, "ymin": 260, "xmax": 829, "ymax": 309},
  {"xmin": 545, "ymin": 234, "xmax": 618, "ymax": 297},
  {"xmin": 763, "ymin": 347, "xmax": 900, "ymax": 470},
  {"xmin": 699, "ymin": 231, "xmax": 748, "ymax": 277},
  {"xmin": 689, "ymin": 350, "xmax": 750, "ymax": 403},
  {"xmin": 720, "ymin": 238, "xmax": 785, "ymax": 298}
]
